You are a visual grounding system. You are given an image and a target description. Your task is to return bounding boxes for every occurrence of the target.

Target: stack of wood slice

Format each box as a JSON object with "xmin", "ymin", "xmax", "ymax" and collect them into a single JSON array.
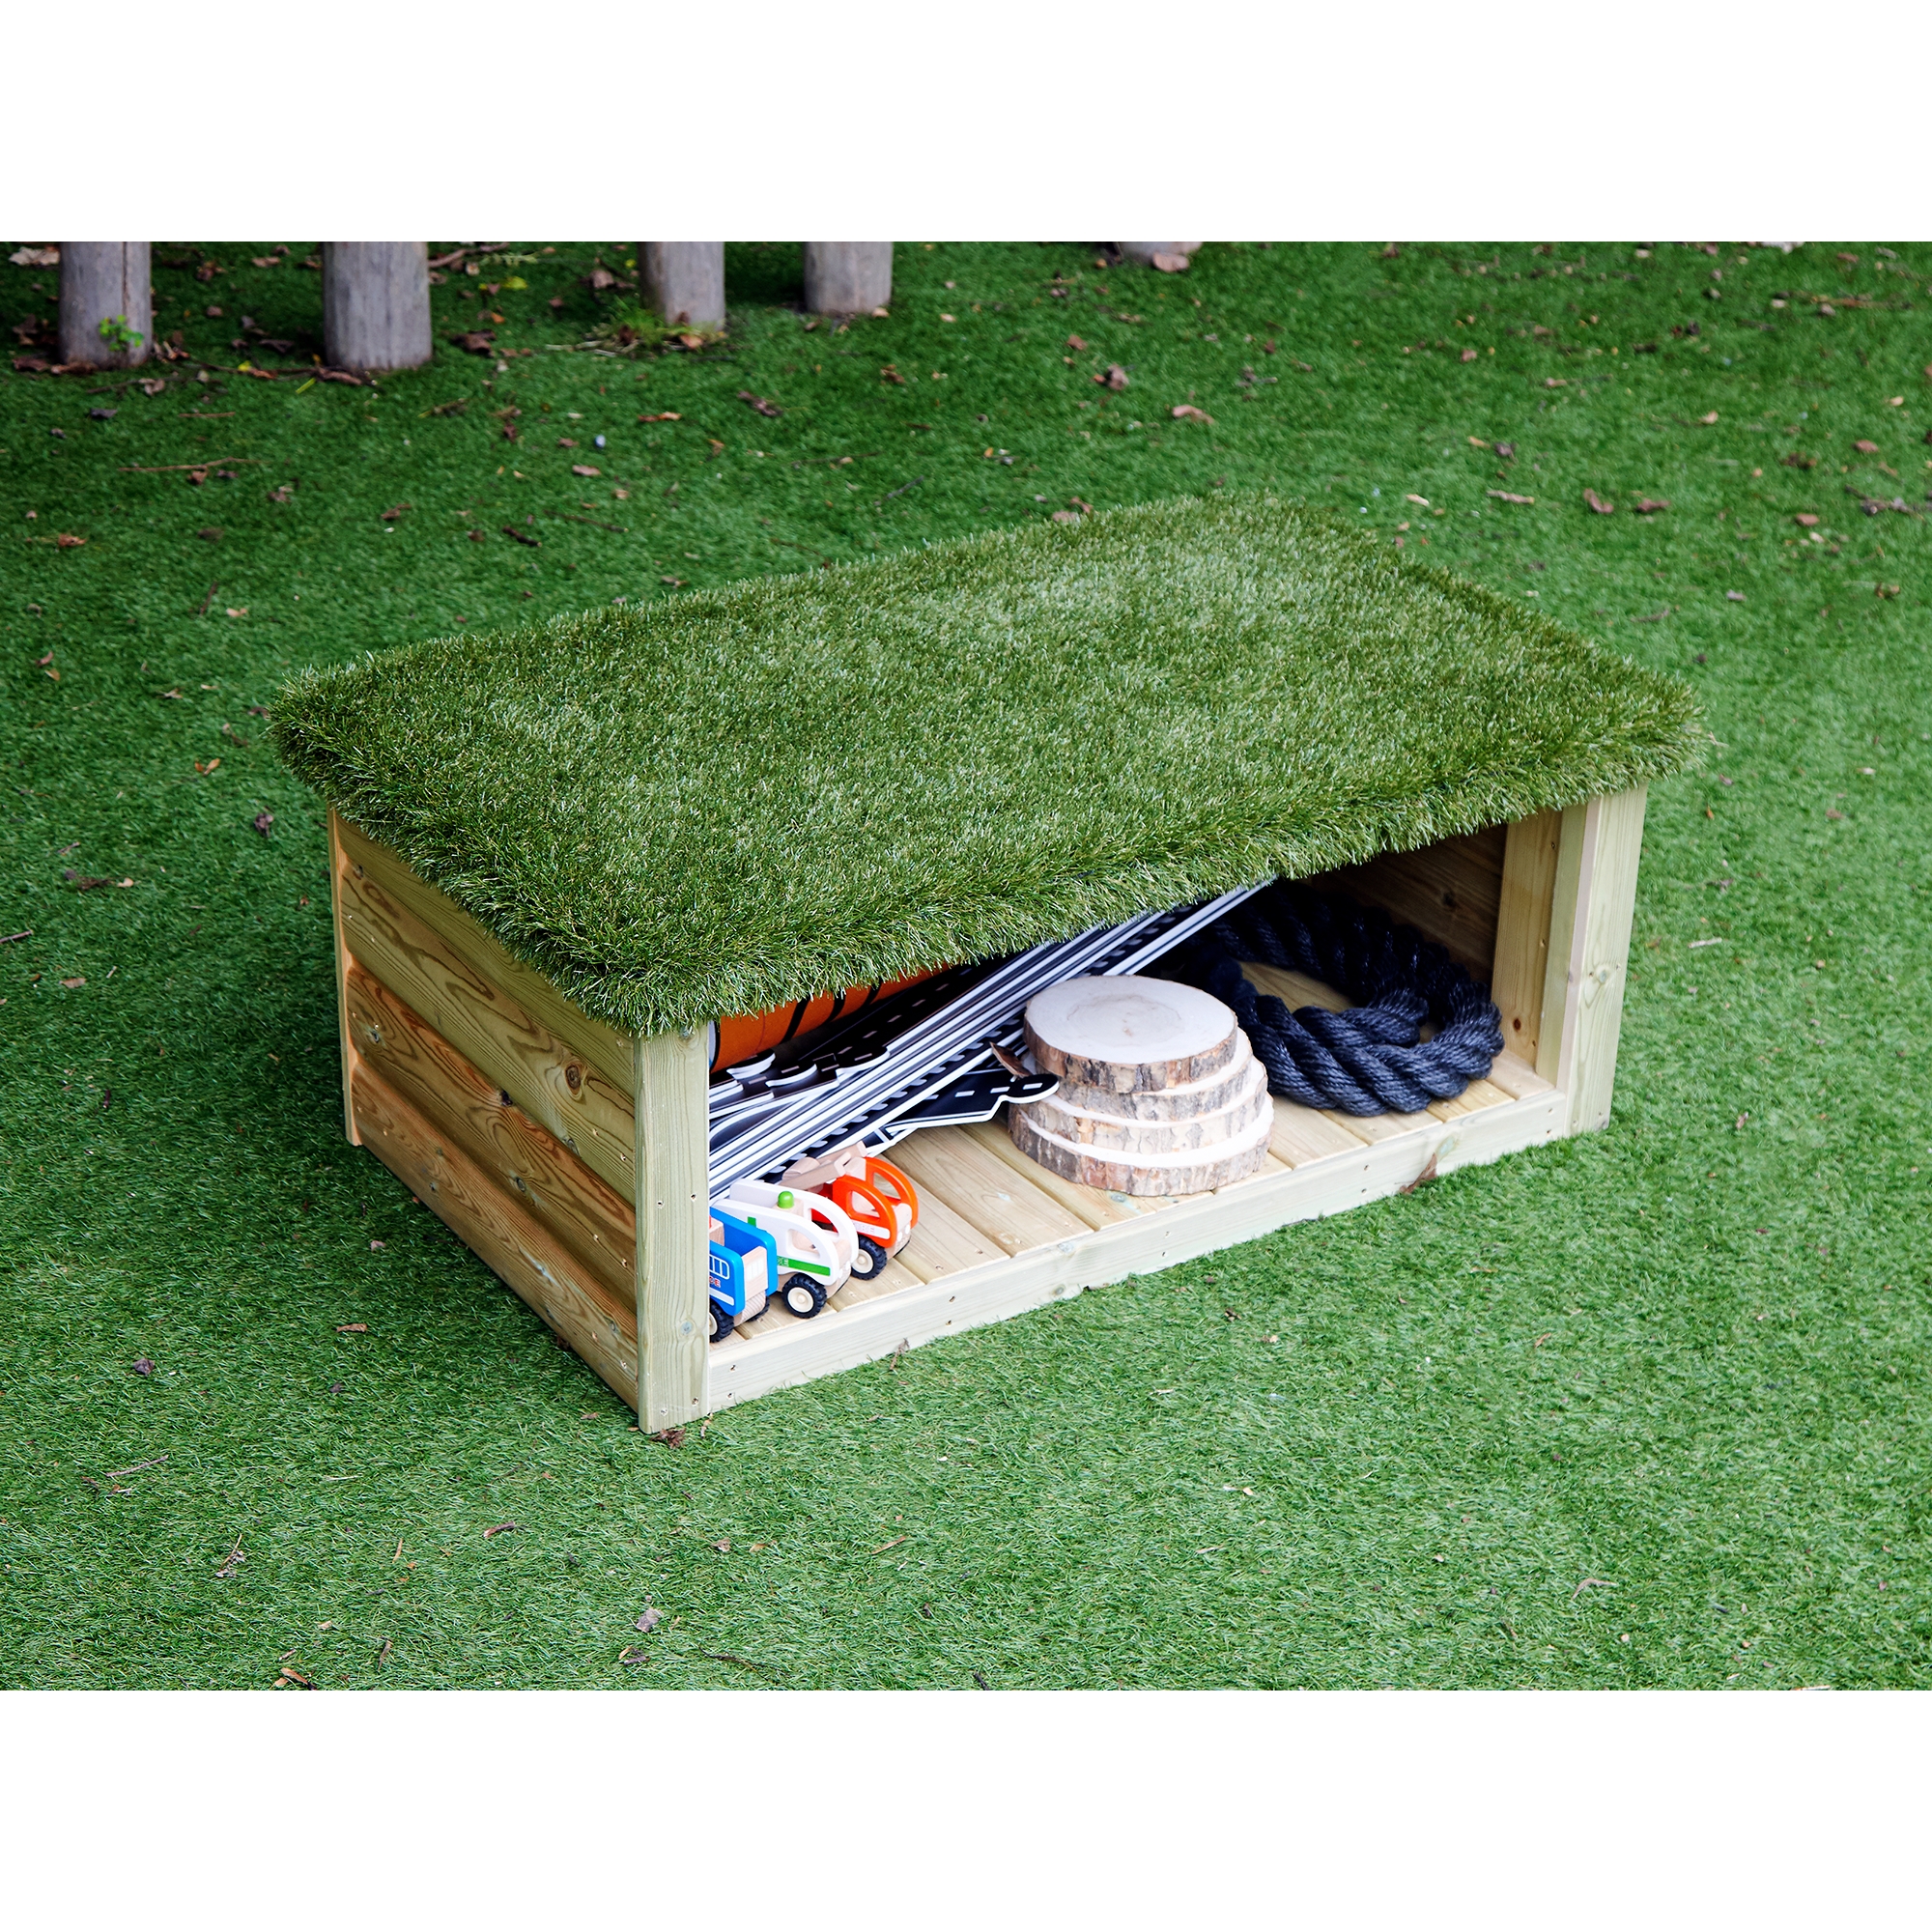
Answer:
[{"xmin": 1008, "ymin": 977, "xmax": 1270, "ymax": 1195}]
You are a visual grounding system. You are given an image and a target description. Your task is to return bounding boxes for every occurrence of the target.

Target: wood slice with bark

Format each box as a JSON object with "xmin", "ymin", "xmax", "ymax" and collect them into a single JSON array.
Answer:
[
  {"xmin": 1022, "ymin": 977, "xmax": 1241, "ymax": 1093},
  {"xmin": 1008, "ymin": 1099, "xmax": 1272, "ymax": 1195},
  {"xmin": 1021, "ymin": 1055, "xmax": 1269, "ymax": 1154},
  {"xmin": 1043, "ymin": 1030, "xmax": 1259, "ymax": 1121}
]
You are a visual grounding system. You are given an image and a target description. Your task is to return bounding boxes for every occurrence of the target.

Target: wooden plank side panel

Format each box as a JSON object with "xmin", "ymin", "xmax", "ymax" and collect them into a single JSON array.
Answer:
[
  {"xmin": 345, "ymin": 964, "xmax": 636, "ymax": 1303},
  {"xmin": 635, "ymin": 1030, "xmax": 711, "ymax": 1435},
  {"xmin": 1309, "ymin": 823, "xmax": 1508, "ymax": 981},
  {"xmin": 336, "ymin": 851, "xmax": 636, "ymax": 1200},
  {"xmin": 350, "ymin": 1062, "xmax": 639, "ymax": 1406},
  {"xmin": 327, "ymin": 813, "xmax": 362, "ymax": 1146},
  {"xmin": 705, "ymin": 1086, "xmax": 1568, "ymax": 1411},
  {"xmin": 334, "ymin": 814, "xmax": 635, "ymax": 1095},
  {"xmin": 1562, "ymin": 786, "xmax": 1648, "ymax": 1134},
  {"xmin": 1492, "ymin": 810, "xmax": 1563, "ymax": 1068}
]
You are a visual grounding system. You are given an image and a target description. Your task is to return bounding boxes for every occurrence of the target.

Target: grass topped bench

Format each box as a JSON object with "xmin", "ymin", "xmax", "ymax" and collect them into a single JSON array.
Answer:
[
  {"xmin": 273, "ymin": 494, "xmax": 1700, "ymax": 1038},
  {"xmin": 275, "ymin": 494, "xmax": 1701, "ymax": 1427}
]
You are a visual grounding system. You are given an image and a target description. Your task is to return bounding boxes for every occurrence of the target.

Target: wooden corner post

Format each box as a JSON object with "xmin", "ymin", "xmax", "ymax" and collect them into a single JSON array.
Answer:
[
  {"xmin": 634, "ymin": 1029, "xmax": 711, "ymax": 1429},
  {"xmin": 1538, "ymin": 786, "xmax": 1647, "ymax": 1134},
  {"xmin": 327, "ymin": 811, "xmax": 361, "ymax": 1145}
]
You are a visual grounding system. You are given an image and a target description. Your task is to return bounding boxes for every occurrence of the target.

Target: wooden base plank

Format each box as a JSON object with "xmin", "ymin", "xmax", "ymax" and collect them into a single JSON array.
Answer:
[
  {"xmin": 959, "ymin": 1121, "xmax": 1152, "ymax": 1228},
  {"xmin": 705, "ymin": 1083, "xmax": 1569, "ymax": 1411},
  {"xmin": 1267, "ymin": 1100, "xmax": 1369, "ymax": 1166},
  {"xmin": 895, "ymin": 1129, "xmax": 1104, "ymax": 1254},
  {"xmin": 889, "ymin": 1182, "xmax": 1005, "ymax": 1282},
  {"xmin": 351, "ymin": 1063, "xmax": 639, "ymax": 1408},
  {"xmin": 346, "ymin": 965, "xmax": 635, "ymax": 1302}
]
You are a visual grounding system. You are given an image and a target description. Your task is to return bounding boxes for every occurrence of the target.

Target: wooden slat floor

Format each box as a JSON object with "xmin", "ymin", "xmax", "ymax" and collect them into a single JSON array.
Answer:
[{"xmin": 716, "ymin": 960, "xmax": 1550, "ymax": 1357}]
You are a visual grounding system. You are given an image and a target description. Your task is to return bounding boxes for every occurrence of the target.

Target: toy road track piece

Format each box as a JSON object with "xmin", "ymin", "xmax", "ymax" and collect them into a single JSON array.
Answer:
[{"xmin": 1009, "ymin": 976, "xmax": 1271, "ymax": 1194}]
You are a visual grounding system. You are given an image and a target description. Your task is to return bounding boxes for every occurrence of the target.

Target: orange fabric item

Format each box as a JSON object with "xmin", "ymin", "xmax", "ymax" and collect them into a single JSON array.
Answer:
[{"xmin": 709, "ymin": 968, "xmax": 939, "ymax": 1074}]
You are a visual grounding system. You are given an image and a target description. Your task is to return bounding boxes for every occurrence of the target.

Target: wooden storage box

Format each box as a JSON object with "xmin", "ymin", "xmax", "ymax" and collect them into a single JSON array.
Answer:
[{"xmin": 327, "ymin": 786, "xmax": 1647, "ymax": 1427}]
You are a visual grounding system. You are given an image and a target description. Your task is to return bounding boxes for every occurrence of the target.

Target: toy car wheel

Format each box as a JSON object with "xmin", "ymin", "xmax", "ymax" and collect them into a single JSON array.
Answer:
[
  {"xmin": 849, "ymin": 1234, "xmax": 890, "ymax": 1282},
  {"xmin": 708, "ymin": 1299, "xmax": 736, "ymax": 1343},
  {"xmin": 781, "ymin": 1272, "xmax": 828, "ymax": 1319}
]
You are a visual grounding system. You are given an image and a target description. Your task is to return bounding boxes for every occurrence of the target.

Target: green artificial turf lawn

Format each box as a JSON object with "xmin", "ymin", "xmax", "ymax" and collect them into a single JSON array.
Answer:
[
  {"xmin": 2, "ymin": 241, "xmax": 1927, "ymax": 1690},
  {"xmin": 272, "ymin": 495, "xmax": 1699, "ymax": 1034}
]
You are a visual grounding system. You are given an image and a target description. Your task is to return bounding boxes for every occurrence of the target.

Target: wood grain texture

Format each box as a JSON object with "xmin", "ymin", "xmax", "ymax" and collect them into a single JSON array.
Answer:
[
  {"xmin": 57, "ymin": 242, "xmax": 152, "ymax": 369},
  {"xmin": 1023, "ymin": 977, "xmax": 1240, "ymax": 1092},
  {"xmin": 334, "ymin": 815, "xmax": 634, "ymax": 1094},
  {"xmin": 1548, "ymin": 786, "xmax": 1647, "ymax": 1133},
  {"xmin": 705, "ymin": 1085, "xmax": 1569, "ymax": 1411},
  {"xmin": 1492, "ymin": 810, "xmax": 1563, "ymax": 1067},
  {"xmin": 351, "ymin": 1063, "xmax": 639, "ymax": 1406},
  {"xmin": 1310, "ymin": 823, "xmax": 1508, "ymax": 981},
  {"xmin": 886, "ymin": 1182, "xmax": 1004, "ymax": 1282},
  {"xmin": 892, "ymin": 1128, "xmax": 1091, "ymax": 1257},
  {"xmin": 1022, "ymin": 1059, "xmax": 1269, "ymax": 1152},
  {"xmin": 635, "ymin": 1030, "xmax": 711, "ymax": 1433},
  {"xmin": 802, "ymin": 242, "xmax": 893, "ymax": 314},
  {"xmin": 327, "ymin": 812, "xmax": 362, "ymax": 1146},
  {"xmin": 345, "ymin": 964, "xmax": 635, "ymax": 1301},
  {"xmin": 957, "ymin": 1120, "xmax": 1153, "ymax": 1227},
  {"xmin": 639, "ymin": 243, "xmax": 724, "ymax": 327},
  {"xmin": 322, "ymin": 242, "xmax": 432, "ymax": 372},
  {"xmin": 334, "ymin": 832, "xmax": 635, "ymax": 1198}
]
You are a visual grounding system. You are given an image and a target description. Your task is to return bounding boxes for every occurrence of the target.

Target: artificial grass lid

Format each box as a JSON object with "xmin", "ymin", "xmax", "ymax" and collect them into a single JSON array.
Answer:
[{"xmin": 274, "ymin": 493, "xmax": 1702, "ymax": 1037}]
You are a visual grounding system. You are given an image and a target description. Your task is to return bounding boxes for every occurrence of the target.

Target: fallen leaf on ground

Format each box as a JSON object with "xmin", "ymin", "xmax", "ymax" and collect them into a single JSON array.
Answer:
[
  {"xmin": 501, "ymin": 525, "xmax": 541, "ymax": 546},
  {"xmin": 737, "ymin": 390, "xmax": 782, "ymax": 417},
  {"xmin": 1171, "ymin": 404, "xmax": 1214, "ymax": 422},
  {"xmin": 483, "ymin": 1522, "xmax": 519, "ymax": 1538},
  {"xmin": 1052, "ymin": 509, "xmax": 1079, "ymax": 523},
  {"xmin": 570, "ymin": 464, "xmax": 600, "ymax": 477},
  {"xmin": 1853, "ymin": 439, "xmax": 1879, "ymax": 454},
  {"xmin": 1488, "ymin": 490, "xmax": 1535, "ymax": 505},
  {"xmin": 1065, "ymin": 334, "xmax": 1087, "ymax": 352},
  {"xmin": 380, "ymin": 502, "xmax": 411, "ymax": 522},
  {"xmin": 10, "ymin": 245, "xmax": 59, "ymax": 267},
  {"xmin": 131, "ymin": 1356, "xmax": 153, "ymax": 1374},
  {"xmin": 654, "ymin": 1427, "xmax": 686, "ymax": 1447},
  {"xmin": 637, "ymin": 412, "xmax": 681, "ymax": 421},
  {"xmin": 1876, "ymin": 582, "xmax": 1901, "ymax": 599},
  {"xmin": 586, "ymin": 267, "xmax": 616, "ymax": 291},
  {"xmin": 450, "ymin": 331, "xmax": 496, "ymax": 355},
  {"xmin": 1725, "ymin": 590, "xmax": 1746, "ymax": 602},
  {"xmin": 224, "ymin": 608, "xmax": 246, "ymax": 619},
  {"xmin": 61, "ymin": 975, "xmax": 85, "ymax": 988},
  {"xmin": 1583, "ymin": 489, "xmax": 1615, "ymax": 514},
  {"xmin": 335, "ymin": 1321, "xmax": 368, "ymax": 1333},
  {"xmin": 253, "ymin": 811, "xmax": 273, "ymax": 837},
  {"xmin": 1634, "ymin": 497, "xmax": 1670, "ymax": 514},
  {"xmin": 193, "ymin": 757, "xmax": 220, "ymax": 775},
  {"xmin": 1794, "ymin": 512, "xmax": 1819, "ymax": 527},
  {"xmin": 713, "ymin": 1538, "xmax": 731, "ymax": 1553},
  {"xmin": 635, "ymin": 1606, "xmax": 662, "ymax": 1634},
  {"xmin": 1462, "ymin": 347, "xmax": 1478, "ymax": 361},
  {"xmin": 55, "ymin": 532, "xmax": 86, "ymax": 549},
  {"xmin": 1697, "ymin": 412, "xmax": 1719, "ymax": 425},
  {"xmin": 1095, "ymin": 363, "xmax": 1128, "ymax": 390}
]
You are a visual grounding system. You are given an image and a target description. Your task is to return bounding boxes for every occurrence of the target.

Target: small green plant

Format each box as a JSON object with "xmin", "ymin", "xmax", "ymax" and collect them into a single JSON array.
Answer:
[
  {"xmin": 580, "ymin": 300, "xmax": 724, "ymax": 355},
  {"xmin": 98, "ymin": 313, "xmax": 144, "ymax": 353}
]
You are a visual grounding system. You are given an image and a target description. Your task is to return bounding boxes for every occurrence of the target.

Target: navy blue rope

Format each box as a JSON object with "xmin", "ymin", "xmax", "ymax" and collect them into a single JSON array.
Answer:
[{"xmin": 1168, "ymin": 884, "xmax": 1504, "ymax": 1116}]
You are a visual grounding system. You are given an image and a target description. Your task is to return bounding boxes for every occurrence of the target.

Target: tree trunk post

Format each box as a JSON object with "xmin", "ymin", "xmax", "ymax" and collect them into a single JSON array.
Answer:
[
  {"xmin": 57, "ymin": 242, "xmax": 152, "ymax": 368},
  {"xmin": 802, "ymin": 242, "xmax": 893, "ymax": 316},
  {"xmin": 639, "ymin": 243, "xmax": 724, "ymax": 327},
  {"xmin": 322, "ymin": 242, "xmax": 433, "ymax": 372},
  {"xmin": 1116, "ymin": 243, "xmax": 1204, "ymax": 272}
]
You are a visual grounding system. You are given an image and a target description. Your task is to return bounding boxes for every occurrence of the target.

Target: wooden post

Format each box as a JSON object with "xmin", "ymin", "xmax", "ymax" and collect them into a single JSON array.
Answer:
[
  {"xmin": 57, "ymin": 242, "xmax": 152, "ymax": 368},
  {"xmin": 802, "ymin": 242, "xmax": 892, "ymax": 315},
  {"xmin": 1491, "ymin": 810, "xmax": 1563, "ymax": 1069},
  {"xmin": 1539, "ymin": 786, "xmax": 1648, "ymax": 1132},
  {"xmin": 1116, "ymin": 243, "xmax": 1203, "ymax": 272},
  {"xmin": 322, "ymin": 242, "xmax": 432, "ymax": 372},
  {"xmin": 639, "ymin": 243, "xmax": 724, "ymax": 327},
  {"xmin": 327, "ymin": 812, "xmax": 363, "ymax": 1146},
  {"xmin": 634, "ymin": 1029, "xmax": 711, "ymax": 1430}
]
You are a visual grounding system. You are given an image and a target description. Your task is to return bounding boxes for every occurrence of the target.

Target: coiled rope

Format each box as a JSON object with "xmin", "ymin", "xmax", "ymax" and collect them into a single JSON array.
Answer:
[{"xmin": 1168, "ymin": 884, "xmax": 1504, "ymax": 1116}]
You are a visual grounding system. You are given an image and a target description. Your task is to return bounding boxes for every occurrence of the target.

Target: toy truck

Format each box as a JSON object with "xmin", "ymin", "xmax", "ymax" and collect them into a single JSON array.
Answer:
[
  {"xmin": 707, "ymin": 1209, "xmax": 778, "ymax": 1343},
  {"xmin": 781, "ymin": 1144, "xmax": 921, "ymax": 1269},
  {"xmin": 709, "ymin": 1179, "xmax": 865, "ymax": 1321}
]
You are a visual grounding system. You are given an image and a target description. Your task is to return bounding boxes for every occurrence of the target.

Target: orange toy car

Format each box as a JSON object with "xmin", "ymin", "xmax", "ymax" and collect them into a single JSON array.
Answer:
[{"xmin": 781, "ymin": 1143, "xmax": 921, "ymax": 1282}]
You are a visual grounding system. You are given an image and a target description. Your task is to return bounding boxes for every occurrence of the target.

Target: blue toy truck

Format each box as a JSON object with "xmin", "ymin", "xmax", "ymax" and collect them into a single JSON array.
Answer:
[{"xmin": 707, "ymin": 1208, "xmax": 780, "ymax": 1343}]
